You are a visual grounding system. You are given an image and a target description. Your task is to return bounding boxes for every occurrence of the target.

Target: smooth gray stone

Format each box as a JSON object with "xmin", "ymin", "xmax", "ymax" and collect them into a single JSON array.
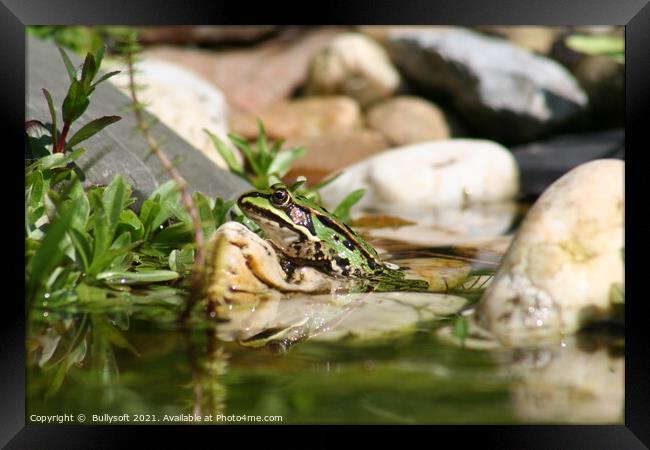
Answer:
[
  {"xmin": 387, "ymin": 28, "xmax": 589, "ymax": 144},
  {"xmin": 511, "ymin": 129, "xmax": 624, "ymax": 197},
  {"xmin": 26, "ymin": 36, "xmax": 251, "ymax": 208}
]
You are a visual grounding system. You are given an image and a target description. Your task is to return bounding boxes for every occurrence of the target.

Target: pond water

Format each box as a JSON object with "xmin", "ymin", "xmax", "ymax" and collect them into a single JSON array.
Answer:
[{"xmin": 26, "ymin": 205, "xmax": 624, "ymax": 425}]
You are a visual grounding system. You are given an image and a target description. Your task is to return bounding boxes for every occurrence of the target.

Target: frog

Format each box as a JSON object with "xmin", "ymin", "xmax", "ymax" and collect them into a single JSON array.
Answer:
[{"xmin": 236, "ymin": 183, "xmax": 429, "ymax": 292}]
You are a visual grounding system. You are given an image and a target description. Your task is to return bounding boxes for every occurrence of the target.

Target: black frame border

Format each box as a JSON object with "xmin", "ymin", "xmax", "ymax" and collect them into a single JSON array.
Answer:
[{"xmin": 3, "ymin": 0, "xmax": 648, "ymax": 447}]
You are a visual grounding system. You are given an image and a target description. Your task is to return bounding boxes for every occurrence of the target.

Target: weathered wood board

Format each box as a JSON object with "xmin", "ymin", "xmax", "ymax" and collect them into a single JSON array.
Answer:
[{"xmin": 26, "ymin": 35, "xmax": 251, "ymax": 207}]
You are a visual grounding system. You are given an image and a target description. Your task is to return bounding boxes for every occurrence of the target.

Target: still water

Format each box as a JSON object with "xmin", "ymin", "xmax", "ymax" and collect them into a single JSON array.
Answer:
[{"xmin": 26, "ymin": 212, "xmax": 624, "ymax": 425}]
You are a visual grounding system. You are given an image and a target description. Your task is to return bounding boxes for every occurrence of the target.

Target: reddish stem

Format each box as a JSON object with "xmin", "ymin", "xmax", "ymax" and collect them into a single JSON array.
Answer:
[{"xmin": 54, "ymin": 121, "xmax": 70, "ymax": 154}]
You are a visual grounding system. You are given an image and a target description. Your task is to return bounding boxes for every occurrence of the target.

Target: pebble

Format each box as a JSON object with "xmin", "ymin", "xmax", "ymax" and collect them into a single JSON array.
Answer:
[{"xmin": 305, "ymin": 32, "xmax": 401, "ymax": 108}]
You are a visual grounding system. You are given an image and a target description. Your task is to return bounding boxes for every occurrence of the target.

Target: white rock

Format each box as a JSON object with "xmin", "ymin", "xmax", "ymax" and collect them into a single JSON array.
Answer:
[
  {"xmin": 305, "ymin": 32, "xmax": 401, "ymax": 108},
  {"xmin": 477, "ymin": 159, "xmax": 624, "ymax": 345},
  {"xmin": 110, "ymin": 59, "xmax": 235, "ymax": 169},
  {"xmin": 319, "ymin": 139, "xmax": 519, "ymax": 213}
]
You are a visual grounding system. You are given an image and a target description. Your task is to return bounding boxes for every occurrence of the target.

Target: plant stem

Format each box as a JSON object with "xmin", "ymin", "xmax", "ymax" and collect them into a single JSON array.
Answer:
[
  {"xmin": 123, "ymin": 34, "xmax": 212, "ymax": 324},
  {"xmin": 54, "ymin": 121, "xmax": 71, "ymax": 154}
]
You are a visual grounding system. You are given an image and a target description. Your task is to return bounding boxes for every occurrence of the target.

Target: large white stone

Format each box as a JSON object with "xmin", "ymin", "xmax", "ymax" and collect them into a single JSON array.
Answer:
[
  {"xmin": 319, "ymin": 139, "xmax": 519, "ymax": 213},
  {"xmin": 305, "ymin": 32, "xmax": 401, "ymax": 108},
  {"xmin": 111, "ymin": 59, "xmax": 234, "ymax": 169},
  {"xmin": 477, "ymin": 159, "xmax": 624, "ymax": 345}
]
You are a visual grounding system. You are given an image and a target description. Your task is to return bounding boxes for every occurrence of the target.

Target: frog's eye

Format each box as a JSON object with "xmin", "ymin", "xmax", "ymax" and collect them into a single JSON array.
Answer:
[{"xmin": 271, "ymin": 188, "xmax": 290, "ymax": 206}]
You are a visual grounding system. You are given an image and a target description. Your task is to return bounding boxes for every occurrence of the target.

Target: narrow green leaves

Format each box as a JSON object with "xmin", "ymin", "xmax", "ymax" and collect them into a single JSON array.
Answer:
[
  {"xmin": 66, "ymin": 115, "xmax": 121, "ymax": 150},
  {"xmin": 57, "ymin": 45, "xmax": 78, "ymax": 83},
  {"xmin": 27, "ymin": 196, "xmax": 79, "ymax": 299},
  {"xmin": 42, "ymin": 88, "xmax": 58, "ymax": 145},
  {"xmin": 333, "ymin": 189, "xmax": 365, "ymax": 223}
]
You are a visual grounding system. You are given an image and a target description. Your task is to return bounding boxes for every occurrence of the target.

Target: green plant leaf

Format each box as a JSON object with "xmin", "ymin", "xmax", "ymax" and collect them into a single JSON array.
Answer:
[
  {"xmin": 80, "ymin": 51, "xmax": 97, "ymax": 89},
  {"xmin": 41, "ymin": 88, "xmax": 58, "ymax": 145},
  {"xmin": 204, "ymin": 129, "xmax": 244, "ymax": 174},
  {"xmin": 36, "ymin": 148, "xmax": 86, "ymax": 170},
  {"xmin": 57, "ymin": 45, "xmax": 78, "ymax": 83},
  {"xmin": 91, "ymin": 70, "xmax": 121, "ymax": 89},
  {"xmin": 62, "ymin": 79, "xmax": 90, "ymax": 123},
  {"xmin": 169, "ymin": 246, "xmax": 195, "ymax": 274},
  {"xmin": 67, "ymin": 227, "xmax": 92, "ymax": 272},
  {"xmin": 65, "ymin": 115, "xmax": 121, "ymax": 150},
  {"xmin": 27, "ymin": 196, "xmax": 79, "ymax": 299},
  {"xmin": 212, "ymin": 197, "xmax": 235, "ymax": 228},
  {"xmin": 149, "ymin": 221, "xmax": 193, "ymax": 247},
  {"xmin": 256, "ymin": 118, "xmax": 272, "ymax": 170},
  {"xmin": 117, "ymin": 209, "xmax": 144, "ymax": 241},
  {"xmin": 96, "ymin": 269, "xmax": 180, "ymax": 284},
  {"xmin": 193, "ymin": 191, "xmax": 216, "ymax": 238},
  {"xmin": 102, "ymin": 175, "xmax": 131, "ymax": 240},
  {"xmin": 138, "ymin": 198, "xmax": 161, "ymax": 239},
  {"xmin": 267, "ymin": 146, "xmax": 306, "ymax": 178},
  {"xmin": 89, "ymin": 189, "xmax": 110, "ymax": 268},
  {"xmin": 92, "ymin": 45, "xmax": 106, "ymax": 74},
  {"xmin": 88, "ymin": 240, "xmax": 142, "ymax": 277},
  {"xmin": 107, "ymin": 231, "xmax": 133, "ymax": 270},
  {"xmin": 565, "ymin": 34, "xmax": 624, "ymax": 57},
  {"xmin": 309, "ymin": 172, "xmax": 343, "ymax": 191},
  {"xmin": 333, "ymin": 189, "xmax": 365, "ymax": 222},
  {"xmin": 229, "ymin": 133, "xmax": 262, "ymax": 175}
]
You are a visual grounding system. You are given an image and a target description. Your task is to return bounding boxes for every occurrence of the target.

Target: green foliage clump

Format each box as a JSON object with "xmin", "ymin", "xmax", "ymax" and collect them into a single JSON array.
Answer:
[
  {"xmin": 205, "ymin": 121, "xmax": 365, "ymax": 224},
  {"xmin": 25, "ymin": 46, "xmax": 234, "ymax": 308}
]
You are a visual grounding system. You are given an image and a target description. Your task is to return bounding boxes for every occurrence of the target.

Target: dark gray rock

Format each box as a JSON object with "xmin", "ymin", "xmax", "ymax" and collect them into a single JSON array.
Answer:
[
  {"xmin": 550, "ymin": 37, "xmax": 624, "ymax": 129},
  {"xmin": 511, "ymin": 129, "xmax": 624, "ymax": 197},
  {"xmin": 26, "ymin": 36, "xmax": 251, "ymax": 209},
  {"xmin": 387, "ymin": 28, "xmax": 589, "ymax": 144}
]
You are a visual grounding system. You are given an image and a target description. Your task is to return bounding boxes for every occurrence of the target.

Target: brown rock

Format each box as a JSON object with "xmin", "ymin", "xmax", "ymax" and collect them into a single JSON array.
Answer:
[
  {"xmin": 283, "ymin": 129, "xmax": 388, "ymax": 184},
  {"xmin": 366, "ymin": 96, "xmax": 451, "ymax": 146},
  {"xmin": 474, "ymin": 26, "xmax": 566, "ymax": 54},
  {"xmin": 137, "ymin": 26, "xmax": 278, "ymax": 45},
  {"xmin": 550, "ymin": 34, "xmax": 624, "ymax": 128},
  {"xmin": 230, "ymin": 96, "xmax": 363, "ymax": 140},
  {"xmin": 357, "ymin": 26, "xmax": 457, "ymax": 46},
  {"xmin": 574, "ymin": 55, "xmax": 624, "ymax": 127},
  {"xmin": 305, "ymin": 32, "xmax": 400, "ymax": 108},
  {"xmin": 141, "ymin": 27, "xmax": 347, "ymax": 115}
]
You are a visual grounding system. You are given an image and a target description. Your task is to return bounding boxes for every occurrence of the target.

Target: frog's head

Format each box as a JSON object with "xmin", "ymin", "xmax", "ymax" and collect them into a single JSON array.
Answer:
[{"xmin": 237, "ymin": 183, "xmax": 318, "ymax": 251}]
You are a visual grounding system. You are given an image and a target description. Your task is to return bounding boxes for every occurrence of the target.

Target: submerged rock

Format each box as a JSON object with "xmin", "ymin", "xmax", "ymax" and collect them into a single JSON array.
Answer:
[
  {"xmin": 476, "ymin": 159, "xmax": 624, "ymax": 345},
  {"xmin": 386, "ymin": 28, "xmax": 588, "ymax": 143},
  {"xmin": 366, "ymin": 96, "xmax": 451, "ymax": 146},
  {"xmin": 319, "ymin": 139, "xmax": 519, "ymax": 213},
  {"xmin": 305, "ymin": 32, "xmax": 401, "ymax": 108},
  {"xmin": 360, "ymin": 202, "xmax": 518, "ymax": 247}
]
